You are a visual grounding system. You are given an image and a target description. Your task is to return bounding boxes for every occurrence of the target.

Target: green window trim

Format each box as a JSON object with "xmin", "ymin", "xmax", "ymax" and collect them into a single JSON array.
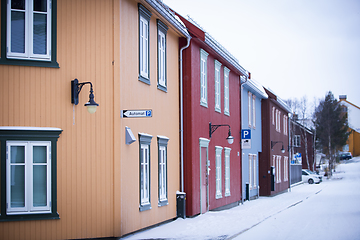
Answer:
[
  {"xmin": 0, "ymin": 127, "xmax": 62, "ymax": 222},
  {"xmin": 0, "ymin": 0, "xmax": 59, "ymax": 68}
]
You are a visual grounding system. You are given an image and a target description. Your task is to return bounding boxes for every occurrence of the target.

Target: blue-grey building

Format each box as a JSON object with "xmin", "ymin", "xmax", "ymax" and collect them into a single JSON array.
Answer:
[{"xmin": 241, "ymin": 77, "xmax": 268, "ymax": 201}]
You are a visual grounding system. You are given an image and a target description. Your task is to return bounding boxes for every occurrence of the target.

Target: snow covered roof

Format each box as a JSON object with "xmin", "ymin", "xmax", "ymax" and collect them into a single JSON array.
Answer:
[
  {"xmin": 339, "ymin": 99, "xmax": 360, "ymax": 133},
  {"xmin": 243, "ymin": 78, "xmax": 268, "ymax": 99}
]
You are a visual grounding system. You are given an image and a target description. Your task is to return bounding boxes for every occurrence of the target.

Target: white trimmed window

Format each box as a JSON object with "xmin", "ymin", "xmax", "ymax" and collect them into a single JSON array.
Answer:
[
  {"xmin": 276, "ymin": 155, "xmax": 282, "ymax": 183},
  {"xmin": 215, "ymin": 60, "xmax": 222, "ymax": 113},
  {"xmin": 248, "ymin": 92, "xmax": 252, "ymax": 127},
  {"xmin": 139, "ymin": 133, "xmax": 153, "ymax": 211},
  {"xmin": 138, "ymin": 4, "xmax": 151, "ymax": 84},
  {"xmin": 157, "ymin": 20, "xmax": 168, "ymax": 91},
  {"xmin": 215, "ymin": 146, "xmax": 223, "ymax": 199},
  {"xmin": 283, "ymin": 115, "xmax": 288, "ymax": 135},
  {"xmin": 252, "ymin": 95, "xmax": 256, "ymax": 128},
  {"xmin": 284, "ymin": 156, "xmax": 289, "ymax": 181},
  {"xmin": 224, "ymin": 67, "xmax": 230, "ymax": 116},
  {"xmin": 294, "ymin": 135, "xmax": 301, "ymax": 147},
  {"xmin": 224, "ymin": 147, "xmax": 231, "ymax": 197},
  {"xmin": 272, "ymin": 107, "xmax": 275, "ymax": 125},
  {"xmin": 249, "ymin": 154, "xmax": 257, "ymax": 189},
  {"xmin": 200, "ymin": 49, "xmax": 209, "ymax": 107},
  {"xmin": 157, "ymin": 136, "xmax": 169, "ymax": 206},
  {"xmin": 6, "ymin": 141, "xmax": 51, "ymax": 214},
  {"xmin": 7, "ymin": 0, "xmax": 52, "ymax": 61}
]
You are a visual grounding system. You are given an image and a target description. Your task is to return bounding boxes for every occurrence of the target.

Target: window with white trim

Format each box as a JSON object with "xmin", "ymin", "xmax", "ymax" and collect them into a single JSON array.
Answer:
[
  {"xmin": 215, "ymin": 146, "xmax": 223, "ymax": 199},
  {"xmin": 139, "ymin": 133, "xmax": 152, "ymax": 211},
  {"xmin": 6, "ymin": 141, "xmax": 51, "ymax": 214},
  {"xmin": 138, "ymin": 4, "xmax": 151, "ymax": 84},
  {"xmin": 249, "ymin": 154, "xmax": 257, "ymax": 190},
  {"xmin": 248, "ymin": 92, "xmax": 252, "ymax": 127},
  {"xmin": 0, "ymin": 127, "xmax": 62, "ymax": 221},
  {"xmin": 283, "ymin": 115, "xmax": 288, "ymax": 135},
  {"xmin": 224, "ymin": 67, "xmax": 230, "ymax": 116},
  {"xmin": 215, "ymin": 60, "xmax": 222, "ymax": 113},
  {"xmin": 157, "ymin": 136, "xmax": 169, "ymax": 206},
  {"xmin": 224, "ymin": 147, "xmax": 231, "ymax": 197},
  {"xmin": 272, "ymin": 107, "xmax": 275, "ymax": 125},
  {"xmin": 276, "ymin": 155, "xmax": 281, "ymax": 183},
  {"xmin": 200, "ymin": 49, "xmax": 208, "ymax": 107},
  {"xmin": 284, "ymin": 156, "xmax": 289, "ymax": 181},
  {"xmin": 252, "ymin": 95, "xmax": 256, "ymax": 128},
  {"xmin": 157, "ymin": 20, "xmax": 168, "ymax": 91}
]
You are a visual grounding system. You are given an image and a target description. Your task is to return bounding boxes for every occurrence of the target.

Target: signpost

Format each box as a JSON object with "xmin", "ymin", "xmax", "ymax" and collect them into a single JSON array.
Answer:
[
  {"xmin": 241, "ymin": 129, "xmax": 251, "ymax": 149},
  {"xmin": 121, "ymin": 109, "xmax": 152, "ymax": 118}
]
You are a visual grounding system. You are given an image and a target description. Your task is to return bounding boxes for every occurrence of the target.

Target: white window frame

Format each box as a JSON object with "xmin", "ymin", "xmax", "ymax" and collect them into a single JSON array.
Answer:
[
  {"xmin": 224, "ymin": 147, "xmax": 231, "ymax": 197},
  {"xmin": 7, "ymin": 0, "xmax": 52, "ymax": 61},
  {"xmin": 6, "ymin": 141, "xmax": 51, "ymax": 214},
  {"xmin": 272, "ymin": 107, "xmax": 275, "ymax": 125},
  {"xmin": 276, "ymin": 155, "xmax": 282, "ymax": 183},
  {"xmin": 157, "ymin": 20, "xmax": 168, "ymax": 91},
  {"xmin": 215, "ymin": 60, "xmax": 222, "ymax": 113},
  {"xmin": 294, "ymin": 135, "xmax": 301, "ymax": 147},
  {"xmin": 283, "ymin": 115, "xmax": 288, "ymax": 135},
  {"xmin": 215, "ymin": 146, "xmax": 223, "ymax": 199},
  {"xmin": 224, "ymin": 67, "xmax": 230, "ymax": 116},
  {"xmin": 200, "ymin": 49, "xmax": 209, "ymax": 107},
  {"xmin": 138, "ymin": 4, "xmax": 151, "ymax": 84},
  {"xmin": 139, "ymin": 133, "xmax": 152, "ymax": 211},
  {"xmin": 284, "ymin": 156, "xmax": 289, "ymax": 181},
  {"xmin": 252, "ymin": 95, "xmax": 256, "ymax": 129},
  {"xmin": 248, "ymin": 92, "xmax": 252, "ymax": 127},
  {"xmin": 157, "ymin": 135, "xmax": 169, "ymax": 206}
]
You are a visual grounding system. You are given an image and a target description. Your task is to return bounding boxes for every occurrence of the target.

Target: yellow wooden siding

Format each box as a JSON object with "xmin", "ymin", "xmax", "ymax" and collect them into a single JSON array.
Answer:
[{"xmin": 0, "ymin": 0, "xmax": 114, "ymax": 239}]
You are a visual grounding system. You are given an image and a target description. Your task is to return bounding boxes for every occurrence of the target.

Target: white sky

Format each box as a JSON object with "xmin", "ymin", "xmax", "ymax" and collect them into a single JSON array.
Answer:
[{"xmin": 163, "ymin": 0, "xmax": 360, "ymax": 108}]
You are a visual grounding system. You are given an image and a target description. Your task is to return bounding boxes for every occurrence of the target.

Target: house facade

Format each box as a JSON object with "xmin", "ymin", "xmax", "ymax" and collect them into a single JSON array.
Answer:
[
  {"xmin": 339, "ymin": 95, "xmax": 360, "ymax": 157},
  {"xmin": 178, "ymin": 14, "xmax": 248, "ymax": 216},
  {"xmin": 0, "ymin": 0, "xmax": 189, "ymax": 239},
  {"xmin": 259, "ymin": 88, "xmax": 290, "ymax": 196},
  {"xmin": 289, "ymin": 118, "xmax": 315, "ymax": 184},
  {"xmin": 241, "ymin": 78, "xmax": 267, "ymax": 201}
]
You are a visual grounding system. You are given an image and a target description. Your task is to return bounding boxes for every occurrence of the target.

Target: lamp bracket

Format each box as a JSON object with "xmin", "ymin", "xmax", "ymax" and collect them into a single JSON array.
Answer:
[
  {"xmin": 209, "ymin": 122, "xmax": 231, "ymax": 138},
  {"xmin": 71, "ymin": 79, "xmax": 94, "ymax": 105}
]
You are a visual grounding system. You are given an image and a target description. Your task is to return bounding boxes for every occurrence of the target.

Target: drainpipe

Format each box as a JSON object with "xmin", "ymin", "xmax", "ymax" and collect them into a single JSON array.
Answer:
[
  {"xmin": 180, "ymin": 36, "xmax": 191, "ymax": 192},
  {"xmin": 240, "ymin": 73, "xmax": 248, "ymax": 204}
]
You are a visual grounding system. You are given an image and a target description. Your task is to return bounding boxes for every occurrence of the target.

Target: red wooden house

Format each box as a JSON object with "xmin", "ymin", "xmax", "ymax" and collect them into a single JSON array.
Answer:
[{"xmin": 178, "ymin": 15, "xmax": 248, "ymax": 216}]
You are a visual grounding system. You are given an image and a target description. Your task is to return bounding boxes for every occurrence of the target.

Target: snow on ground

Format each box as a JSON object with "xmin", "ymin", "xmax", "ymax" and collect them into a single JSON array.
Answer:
[{"xmin": 121, "ymin": 157, "xmax": 360, "ymax": 240}]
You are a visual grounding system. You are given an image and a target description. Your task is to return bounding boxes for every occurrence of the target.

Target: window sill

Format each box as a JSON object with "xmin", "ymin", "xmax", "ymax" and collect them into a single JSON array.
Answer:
[
  {"xmin": 139, "ymin": 203, "xmax": 152, "ymax": 212},
  {"xmin": 0, "ymin": 212, "xmax": 60, "ymax": 222},
  {"xmin": 0, "ymin": 58, "xmax": 59, "ymax": 68},
  {"xmin": 158, "ymin": 200, "xmax": 168, "ymax": 207},
  {"xmin": 157, "ymin": 84, "xmax": 167, "ymax": 92},
  {"xmin": 139, "ymin": 75, "xmax": 150, "ymax": 85}
]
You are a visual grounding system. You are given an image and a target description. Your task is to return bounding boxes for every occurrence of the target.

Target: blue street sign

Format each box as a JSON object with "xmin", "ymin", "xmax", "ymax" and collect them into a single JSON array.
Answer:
[{"xmin": 241, "ymin": 129, "xmax": 251, "ymax": 139}]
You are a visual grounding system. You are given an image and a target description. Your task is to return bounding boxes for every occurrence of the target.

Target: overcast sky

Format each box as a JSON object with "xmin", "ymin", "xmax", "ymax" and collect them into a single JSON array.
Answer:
[{"xmin": 164, "ymin": 0, "xmax": 360, "ymax": 109}]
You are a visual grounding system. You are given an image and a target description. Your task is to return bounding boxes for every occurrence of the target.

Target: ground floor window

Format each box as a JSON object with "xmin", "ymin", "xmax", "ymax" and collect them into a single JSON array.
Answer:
[
  {"xmin": 224, "ymin": 147, "xmax": 231, "ymax": 196},
  {"xmin": 0, "ymin": 127, "xmax": 62, "ymax": 221},
  {"xmin": 139, "ymin": 133, "xmax": 153, "ymax": 211},
  {"xmin": 215, "ymin": 146, "xmax": 223, "ymax": 199},
  {"xmin": 157, "ymin": 136, "xmax": 169, "ymax": 207}
]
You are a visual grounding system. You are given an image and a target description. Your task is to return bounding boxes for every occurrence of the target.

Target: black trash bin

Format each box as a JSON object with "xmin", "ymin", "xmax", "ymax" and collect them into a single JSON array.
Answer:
[{"xmin": 176, "ymin": 192, "xmax": 186, "ymax": 219}]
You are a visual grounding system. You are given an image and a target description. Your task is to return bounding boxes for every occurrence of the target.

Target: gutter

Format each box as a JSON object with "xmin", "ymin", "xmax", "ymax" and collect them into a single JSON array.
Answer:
[{"xmin": 180, "ymin": 36, "xmax": 191, "ymax": 192}]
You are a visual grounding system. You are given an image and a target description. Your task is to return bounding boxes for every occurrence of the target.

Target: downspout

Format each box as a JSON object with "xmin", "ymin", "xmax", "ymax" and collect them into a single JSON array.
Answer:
[
  {"xmin": 180, "ymin": 36, "xmax": 191, "ymax": 192},
  {"xmin": 240, "ymin": 73, "xmax": 248, "ymax": 204}
]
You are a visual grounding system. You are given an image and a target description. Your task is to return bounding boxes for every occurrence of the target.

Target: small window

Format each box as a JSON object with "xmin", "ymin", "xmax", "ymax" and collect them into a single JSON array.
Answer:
[
  {"xmin": 272, "ymin": 107, "xmax": 275, "ymax": 125},
  {"xmin": 215, "ymin": 146, "xmax": 223, "ymax": 199},
  {"xmin": 224, "ymin": 67, "xmax": 230, "ymax": 116},
  {"xmin": 200, "ymin": 49, "xmax": 209, "ymax": 107},
  {"xmin": 1, "ymin": 0, "xmax": 58, "ymax": 67},
  {"xmin": 157, "ymin": 20, "xmax": 168, "ymax": 92},
  {"xmin": 138, "ymin": 4, "xmax": 152, "ymax": 84},
  {"xmin": 284, "ymin": 156, "xmax": 288, "ymax": 181},
  {"xmin": 157, "ymin": 136, "xmax": 169, "ymax": 207},
  {"xmin": 294, "ymin": 135, "xmax": 301, "ymax": 147},
  {"xmin": 214, "ymin": 60, "xmax": 222, "ymax": 113},
  {"xmin": 248, "ymin": 92, "xmax": 252, "ymax": 127},
  {"xmin": 252, "ymin": 95, "xmax": 256, "ymax": 128},
  {"xmin": 139, "ymin": 133, "xmax": 153, "ymax": 211}
]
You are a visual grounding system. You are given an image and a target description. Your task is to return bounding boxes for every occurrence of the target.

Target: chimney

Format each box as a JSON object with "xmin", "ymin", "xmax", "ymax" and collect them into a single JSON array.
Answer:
[{"xmin": 339, "ymin": 95, "xmax": 347, "ymax": 101}]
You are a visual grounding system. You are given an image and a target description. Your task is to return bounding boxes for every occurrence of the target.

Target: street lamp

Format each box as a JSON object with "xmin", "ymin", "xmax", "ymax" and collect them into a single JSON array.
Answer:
[
  {"xmin": 71, "ymin": 79, "xmax": 99, "ymax": 114},
  {"xmin": 209, "ymin": 122, "xmax": 234, "ymax": 144}
]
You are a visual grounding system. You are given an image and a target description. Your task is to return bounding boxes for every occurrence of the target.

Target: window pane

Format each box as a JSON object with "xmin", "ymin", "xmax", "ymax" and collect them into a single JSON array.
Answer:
[
  {"xmin": 34, "ymin": 0, "xmax": 47, "ymax": 12},
  {"xmin": 33, "ymin": 13, "xmax": 47, "ymax": 55},
  {"xmin": 33, "ymin": 165, "xmax": 47, "ymax": 207},
  {"xmin": 11, "ymin": 166, "xmax": 25, "ymax": 207},
  {"xmin": 11, "ymin": 146, "xmax": 25, "ymax": 163},
  {"xmin": 33, "ymin": 146, "xmax": 47, "ymax": 163},
  {"xmin": 11, "ymin": 11, "xmax": 25, "ymax": 53},
  {"xmin": 11, "ymin": 0, "xmax": 25, "ymax": 10}
]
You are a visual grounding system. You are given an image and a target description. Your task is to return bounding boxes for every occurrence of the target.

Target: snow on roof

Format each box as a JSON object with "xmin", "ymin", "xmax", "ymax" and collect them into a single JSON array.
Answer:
[
  {"xmin": 244, "ymin": 78, "xmax": 268, "ymax": 99},
  {"xmin": 340, "ymin": 100, "xmax": 360, "ymax": 133}
]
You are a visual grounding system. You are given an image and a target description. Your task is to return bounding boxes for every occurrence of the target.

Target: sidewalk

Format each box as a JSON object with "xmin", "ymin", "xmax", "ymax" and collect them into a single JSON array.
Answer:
[{"xmin": 121, "ymin": 180, "xmax": 327, "ymax": 240}]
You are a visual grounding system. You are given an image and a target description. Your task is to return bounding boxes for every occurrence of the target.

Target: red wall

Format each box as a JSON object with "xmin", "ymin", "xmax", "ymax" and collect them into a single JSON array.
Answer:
[{"xmin": 183, "ymin": 40, "xmax": 242, "ymax": 216}]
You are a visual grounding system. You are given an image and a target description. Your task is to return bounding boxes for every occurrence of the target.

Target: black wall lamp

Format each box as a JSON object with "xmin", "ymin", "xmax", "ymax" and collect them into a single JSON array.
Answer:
[
  {"xmin": 209, "ymin": 122, "xmax": 234, "ymax": 144},
  {"xmin": 71, "ymin": 79, "xmax": 99, "ymax": 114},
  {"xmin": 271, "ymin": 141, "xmax": 285, "ymax": 153}
]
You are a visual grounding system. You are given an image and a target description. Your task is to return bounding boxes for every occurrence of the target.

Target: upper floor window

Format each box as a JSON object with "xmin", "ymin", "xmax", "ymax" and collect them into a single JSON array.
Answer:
[
  {"xmin": 283, "ymin": 115, "xmax": 288, "ymax": 135},
  {"xmin": 294, "ymin": 135, "xmax": 301, "ymax": 147},
  {"xmin": 214, "ymin": 60, "xmax": 222, "ymax": 113},
  {"xmin": 1, "ymin": 0, "xmax": 58, "ymax": 67},
  {"xmin": 200, "ymin": 49, "xmax": 209, "ymax": 107},
  {"xmin": 157, "ymin": 20, "xmax": 168, "ymax": 92},
  {"xmin": 138, "ymin": 4, "xmax": 151, "ymax": 84},
  {"xmin": 224, "ymin": 67, "xmax": 230, "ymax": 116},
  {"xmin": 252, "ymin": 95, "xmax": 256, "ymax": 128},
  {"xmin": 272, "ymin": 107, "xmax": 275, "ymax": 125},
  {"xmin": 248, "ymin": 92, "xmax": 252, "ymax": 127}
]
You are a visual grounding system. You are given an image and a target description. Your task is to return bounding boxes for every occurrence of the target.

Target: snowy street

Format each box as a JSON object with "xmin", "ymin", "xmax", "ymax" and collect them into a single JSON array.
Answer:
[{"xmin": 121, "ymin": 157, "xmax": 360, "ymax": 240}]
